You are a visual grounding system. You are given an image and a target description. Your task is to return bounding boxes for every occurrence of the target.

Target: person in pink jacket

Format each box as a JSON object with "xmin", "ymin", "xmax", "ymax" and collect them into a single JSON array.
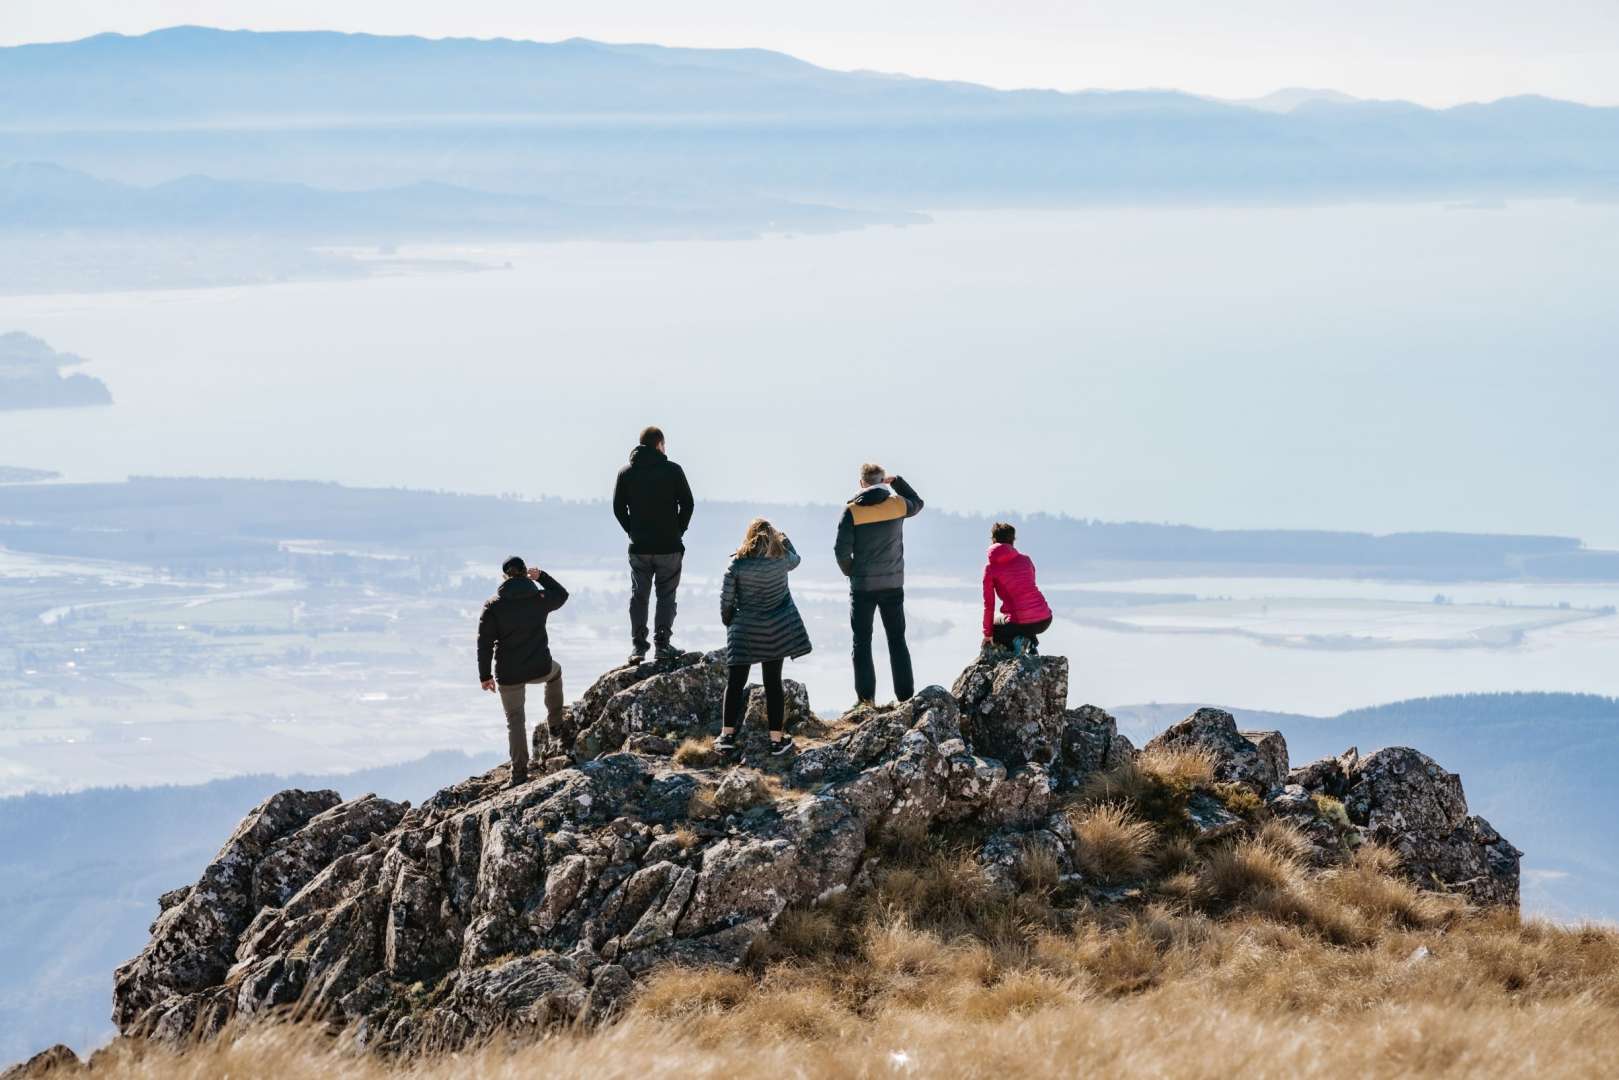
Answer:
[{"xmin": 982, "ymin": 522, "xmax": 1054, "ymax": 655}]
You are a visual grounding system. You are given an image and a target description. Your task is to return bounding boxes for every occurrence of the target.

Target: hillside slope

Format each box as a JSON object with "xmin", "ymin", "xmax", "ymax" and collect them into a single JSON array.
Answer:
[{"xmin": 85, "ymin": 648, "xmax": 1517, "ymax": 1058}]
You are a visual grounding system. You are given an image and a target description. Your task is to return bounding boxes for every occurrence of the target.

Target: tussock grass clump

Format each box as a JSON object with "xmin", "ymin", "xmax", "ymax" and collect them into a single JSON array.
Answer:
[
  {"xmin": 673, "ymin": 737, "xmax": 721, "ymax": 768},
  {"xmin": 1069, "ymin": 802, "xmax": 1156, "ymax": 885},
  {"xmin": 634, "ymin": 967, "xmax": 755, "ymax": 1018},
  {"xmin": 1194, "ymin": 838, "xmax": 1302, "ymax": 912},
  {"xmin": 1253, "ymin": 819, "xmax": 1317, "ymax": 865},
  {"xmin": 1015, "ymin": 845, "xmax": 1062, "ymax": 894},
  {"xmin": 1214, "ymin": 782, "xmax": 1263, "ymax": 815},
  {"xmin": 1138, "ymin": 745, "xmax": 1218, "ymax": 790},
  {"xmin": 1078, "ymin": 747, "xmax": 1218, "ymax": 833},
  {"xmin": 686, "ymin": 782, "xmax": 721, "ymax": 820}
]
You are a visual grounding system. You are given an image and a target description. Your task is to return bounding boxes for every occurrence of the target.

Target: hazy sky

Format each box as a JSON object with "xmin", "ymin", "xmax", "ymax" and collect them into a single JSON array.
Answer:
[{"xmin": 6, "ymin": 0, "xmax": 1617, "ymax": 107}]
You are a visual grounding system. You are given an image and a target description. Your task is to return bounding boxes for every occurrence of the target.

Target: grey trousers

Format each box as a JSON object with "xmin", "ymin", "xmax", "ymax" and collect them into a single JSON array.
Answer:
[
  {"xmin": 497, "ymin": 661, "xmax": 563, "ymax": 780},
  {"xmin": 629, "ymin": 552, "xmax": 683, "ymax": 653}
]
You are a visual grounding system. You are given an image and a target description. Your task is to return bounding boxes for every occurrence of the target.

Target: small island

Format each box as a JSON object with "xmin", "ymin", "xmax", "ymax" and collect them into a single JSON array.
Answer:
[
  {"xmin": 0, "ymin": 331, "xmax": 112, "ymax": 411},
  {"xmin": 0, "ymin": 466, "xmax": 61, "ymax": 483}
]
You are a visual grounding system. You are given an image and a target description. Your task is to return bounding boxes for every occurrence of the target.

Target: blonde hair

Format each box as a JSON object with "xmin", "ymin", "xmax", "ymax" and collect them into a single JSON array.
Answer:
[
  {"xmin": 860, "ymin": 462, "xmax": 886, "ymax": 486},
  {"xmin": 734, "ymin": 517, "xmax": 786, "ymax": 559}
]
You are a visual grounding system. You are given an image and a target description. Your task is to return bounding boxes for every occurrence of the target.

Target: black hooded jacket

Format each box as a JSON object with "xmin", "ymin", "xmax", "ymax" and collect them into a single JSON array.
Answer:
[
  {"xmin": 477, "ymin": 573, "xmax": 569, "ymax": 685},
  {"xmin": 612, "ymin": 445, "xmax": 695, "ymax": 555}
]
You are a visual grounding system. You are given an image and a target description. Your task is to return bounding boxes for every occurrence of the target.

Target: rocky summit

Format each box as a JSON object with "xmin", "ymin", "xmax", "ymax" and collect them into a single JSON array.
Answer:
[{"xmin": 108, "ymin": 649, "xmax": 1520, "ymax": 1053}]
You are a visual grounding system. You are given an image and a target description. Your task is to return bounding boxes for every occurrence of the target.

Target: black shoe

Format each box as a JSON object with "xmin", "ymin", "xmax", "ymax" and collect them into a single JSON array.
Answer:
[
  {"xmin": 654, "ymin": 643, "xmax": 681, "ymax": 661},
  {"xmin": 627, "ymin": 651, "xmax": 647, "ymax": 666},
  {"xmin": 712, "ymin": 731, "xmax": 739, "ymax": 755},
  {"xmin": 769, "ymin": 735, "xmax": 796, "ymax": 757},
  {"xmin": 507, "ymin": 770, "xmax": 529, "ymax": 789}
]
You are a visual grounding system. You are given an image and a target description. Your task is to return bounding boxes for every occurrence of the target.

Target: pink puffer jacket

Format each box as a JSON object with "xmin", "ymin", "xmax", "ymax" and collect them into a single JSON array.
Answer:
[{"xmin": 982, "ymin": 543, "xmax": 1053, "ymax": 636}]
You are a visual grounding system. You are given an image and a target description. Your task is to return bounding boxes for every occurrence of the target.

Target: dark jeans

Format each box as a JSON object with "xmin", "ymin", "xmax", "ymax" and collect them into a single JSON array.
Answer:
[
  {"xmin": 496, "ymin": 661, "xmax": 563, "ymax": 781},
  {"xmin": 850, "ymin": 587, "xmax": 914, "ymax": 703},
  {"xmin": 722, "ymin": 658, "xmax": 785, "ymax": 732},
  {"xmin": 992, "ymin": 615, "xmax": 1052, "ymax": 647},
  {"xmin": 629, "ymin": 552, "xmax": 683, "ymax": 653}
]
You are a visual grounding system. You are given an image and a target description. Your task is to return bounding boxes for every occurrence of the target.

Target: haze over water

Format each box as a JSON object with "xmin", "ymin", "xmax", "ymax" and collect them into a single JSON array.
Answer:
[{"xmin": 6, "ymin": 201, "xmax": 1619, "ymax": 546}]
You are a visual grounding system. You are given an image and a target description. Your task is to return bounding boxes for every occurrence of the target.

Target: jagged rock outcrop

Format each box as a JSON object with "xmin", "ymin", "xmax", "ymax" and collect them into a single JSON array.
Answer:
[
  {"xmin": 952, "ymin": 651, "xmax": 1135, "ymax": 785},
  {"xmin": 1284, "ymin": 745, "xmax": 1521, "ymax": 905},
  {"xmin": 0, "ymin": 1045, "xmax": 81, "ymax": 1080},
  {"xmin": 1145, "ymin": 707, "xmax": 1289, "ymax": 793},
  {"xmin": 107, "ymin": 652, "xmax": 1519, "ymax": 1054},
  {"xmin": 538, "ymin": 651, "xmax": 820, "ymax": 764}
]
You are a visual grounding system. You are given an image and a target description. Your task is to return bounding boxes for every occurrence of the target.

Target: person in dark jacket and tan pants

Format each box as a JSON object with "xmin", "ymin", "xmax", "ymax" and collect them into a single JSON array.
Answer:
[
  {"xmin": 612, "ymin": 425, "xmax": 695, "ymax": 664},
  {"xmin": 478, "ymin": 556, "xmax": 569, "ymax": 788},
  {"xmin": 834, "ymin": 463, "xmax": 923, "ymax": 706}
]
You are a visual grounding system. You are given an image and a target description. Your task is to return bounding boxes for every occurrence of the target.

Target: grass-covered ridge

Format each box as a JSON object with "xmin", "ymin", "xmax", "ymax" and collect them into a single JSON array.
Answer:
[{"xmin": 67, "ymin": 747, "xmax": 1619, "ymax": 1079}]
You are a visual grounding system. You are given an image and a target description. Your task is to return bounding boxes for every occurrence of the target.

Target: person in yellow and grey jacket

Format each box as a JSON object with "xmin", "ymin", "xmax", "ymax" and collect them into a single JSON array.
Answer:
[{"xmin": 833, "ymin": 463, "xmax": 924, "ymax": 706}]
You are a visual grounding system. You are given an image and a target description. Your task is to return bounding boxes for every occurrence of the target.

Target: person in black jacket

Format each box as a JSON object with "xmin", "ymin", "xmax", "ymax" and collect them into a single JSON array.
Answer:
[
  {"xmin": 478, "ymin": 556, "xmax": 569, "ymax": 787},
  {"xmin": 612, "ymin": 425, "xmax": 695, "ymax": 663}
]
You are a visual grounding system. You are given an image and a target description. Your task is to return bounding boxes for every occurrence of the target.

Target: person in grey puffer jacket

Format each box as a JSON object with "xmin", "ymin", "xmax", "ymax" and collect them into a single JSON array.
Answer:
[
  {"xmin": 834, "ymin": 462, "xmax": 923, "ymax": 705},
  {"xmin": 715, "ymin": 518, "xmax": 811, "ymax": 756}
]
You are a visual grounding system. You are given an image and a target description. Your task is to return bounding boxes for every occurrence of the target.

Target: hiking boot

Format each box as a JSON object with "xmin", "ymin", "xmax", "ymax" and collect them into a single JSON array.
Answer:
[
  {"xmin": 627, "ymin": 650, "xmax": 647, "ymax": 666},
  {"xmin": 506, "ymin": 769, "xmax": 529, "ymax": 790},
  {"xmin": 654, "ymin": 643, "xmax": 681, "ymax": 662},
  {"xmin": 712, "ymin": 730, "xmax": 739, "ymax": 756},
  {"xmin": 769, "ymin": 735, "xmax": 797, "ymax": 757}
]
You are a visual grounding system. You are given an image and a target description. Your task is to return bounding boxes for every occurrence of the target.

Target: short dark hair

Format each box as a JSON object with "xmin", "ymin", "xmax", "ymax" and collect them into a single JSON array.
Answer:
[
  {"xmin": 639, "ymin": 425, "xmax": 665, "ymax": 449},
  {"xmin": 501, "ymin": 555, "xmax": 526, "ymax": 577},
  {"xmin": 991, "ymin": 522, "xmax": 1016, "ymax": 544}
]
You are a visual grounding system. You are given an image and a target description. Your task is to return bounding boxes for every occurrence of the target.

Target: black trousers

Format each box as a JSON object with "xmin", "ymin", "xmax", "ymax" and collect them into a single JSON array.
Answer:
[
  {"xmin": 723, "ymin": 658, "xmax": 785, "ymax": 732},
  {"xmin": 992, "ymin": 615, "xmax": 1052, "ymax": 646},
  {"xmin": 851, "ymin": 588, "xmax": 914, "ymax": 703},
  {"xmin": 628, "ymin": 552, "xmax": 682, "ymax": 652}
]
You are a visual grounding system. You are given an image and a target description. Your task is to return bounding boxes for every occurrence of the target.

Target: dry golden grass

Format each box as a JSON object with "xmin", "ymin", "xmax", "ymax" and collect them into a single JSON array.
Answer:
[
  {"xmin": 85, "ymin": 910, "xmax": 1619, "ymax": 1080},
  {"xmin": 77, "ymin": 763, "xmax": 1619, "ymax": 1079},
  {"xmin": 672, "ymin": 737, "xmax": 720, "ymax": 769},
  {"xmin": 1077, "ymin": 746, "xmax": 1219, "ymax": 831},
  {"xmin": 1069, "ymin": 802, "xmax": 1156, "ymax": 884},
  {"xmin": 1138, "ymin": 745, "xmax": 1218, "ymax": 790}
]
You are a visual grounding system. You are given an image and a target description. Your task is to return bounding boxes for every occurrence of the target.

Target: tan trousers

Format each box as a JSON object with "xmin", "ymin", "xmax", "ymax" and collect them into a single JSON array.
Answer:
[{"xmin": 497, "ymin": 662, "xmax": 563, "ymax": 780}]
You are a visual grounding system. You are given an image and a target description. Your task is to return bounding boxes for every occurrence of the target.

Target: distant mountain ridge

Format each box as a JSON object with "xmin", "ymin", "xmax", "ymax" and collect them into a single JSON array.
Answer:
[{"xmin": 2, "ymin": 27, "xmax": 1615, "ymax": 208}]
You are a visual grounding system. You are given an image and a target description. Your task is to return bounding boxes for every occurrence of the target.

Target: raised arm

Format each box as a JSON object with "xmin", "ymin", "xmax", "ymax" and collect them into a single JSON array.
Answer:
[
  {"xmin": 834, "ymin": 509, "xmax": 855, "ymax": 577},
  {"xmin": 534, "ymin": 571, "xmax": 569, "ymax": 613},
  {"xmin": 891, "ymin": 475, "xmax": 924, "ymax": 518},
  {"xmin": 783, "ymin": 535, "xmax": 802, "ymax": 572}
]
